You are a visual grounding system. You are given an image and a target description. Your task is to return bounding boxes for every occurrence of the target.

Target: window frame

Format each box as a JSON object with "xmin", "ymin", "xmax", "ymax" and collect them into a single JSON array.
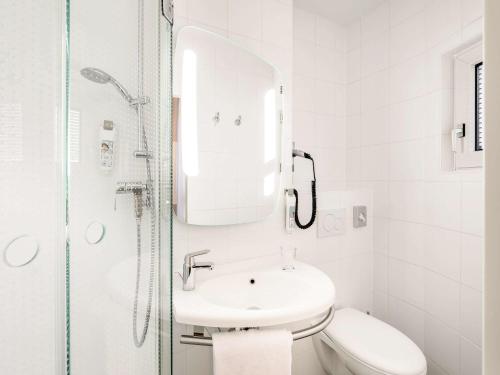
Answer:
[
  {"xmin": 453, "ymin": 41, "xmax": 484, "ymax": 169},
  {"xmin": 475, "ymin": 61, "xmax": 484, "ymax": 152}
]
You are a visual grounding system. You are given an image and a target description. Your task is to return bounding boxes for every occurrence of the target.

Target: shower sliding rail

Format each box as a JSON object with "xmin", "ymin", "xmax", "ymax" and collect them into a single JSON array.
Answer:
[{"xmin": 179, "ymin": 307, "xmax": 335, "ymax": 347}]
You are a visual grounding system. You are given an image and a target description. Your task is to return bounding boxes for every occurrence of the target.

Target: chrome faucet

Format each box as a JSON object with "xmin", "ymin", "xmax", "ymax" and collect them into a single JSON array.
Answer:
[{"xmin": 182, "ymin": 250, "xmax": 214, "ymax": 291}]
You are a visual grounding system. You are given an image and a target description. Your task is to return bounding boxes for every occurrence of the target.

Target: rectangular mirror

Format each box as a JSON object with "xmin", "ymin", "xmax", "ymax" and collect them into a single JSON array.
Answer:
[{"xmin": 173, "ymin": 26, "xmax": 283, "ymax": 226}]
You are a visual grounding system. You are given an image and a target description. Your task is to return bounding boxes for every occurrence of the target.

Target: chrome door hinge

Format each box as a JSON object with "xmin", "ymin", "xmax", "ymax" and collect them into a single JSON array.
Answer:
[
  {"xmin": 162, "ymin": 0, "xmax": 174, "ymax": 24},
  {"xmin": 280, "ymin": 85, "xmax": 284, "ymax": 95},
  {"xmin": 280, "ymin": 110, "xmax": 283, "ymax": 124}
]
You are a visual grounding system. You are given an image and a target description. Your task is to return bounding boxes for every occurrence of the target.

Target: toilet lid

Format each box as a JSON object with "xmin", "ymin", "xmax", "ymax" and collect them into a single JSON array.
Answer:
[{"xmin": 324, "ymin": 308, "xmax": 427, "ymax": 375}]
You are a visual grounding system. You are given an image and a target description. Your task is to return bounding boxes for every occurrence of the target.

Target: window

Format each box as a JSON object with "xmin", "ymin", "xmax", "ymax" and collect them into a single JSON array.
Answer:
[
  {"xmin": 475, "ymin": 62, "xmax": 484, "ymax": 152},
  {"xmin": 453, "ymin": 42, "xmax": 484, "ymax": 169}
]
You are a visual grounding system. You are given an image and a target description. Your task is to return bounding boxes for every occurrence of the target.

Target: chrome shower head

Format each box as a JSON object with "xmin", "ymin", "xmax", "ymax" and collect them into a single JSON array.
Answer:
[
  {"xmin": 81, "ymin": 67, "xmax": 111, "ymax": 84},
  {"xmin": 80, "ymin": 67, "xmax": 134, "ymax": 103}
]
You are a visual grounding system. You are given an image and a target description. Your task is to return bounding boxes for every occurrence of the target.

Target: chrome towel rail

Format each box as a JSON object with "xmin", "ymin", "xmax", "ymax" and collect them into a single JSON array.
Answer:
[{"xmin": 180, "ymin": 307, "xmax": 335, "ymax": 347}]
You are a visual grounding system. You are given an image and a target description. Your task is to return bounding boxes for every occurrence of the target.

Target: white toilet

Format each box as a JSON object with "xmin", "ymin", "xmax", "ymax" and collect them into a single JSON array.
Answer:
[{"xmin": 313, "ymin": 308, "xmax": 427, "ymax": 375}]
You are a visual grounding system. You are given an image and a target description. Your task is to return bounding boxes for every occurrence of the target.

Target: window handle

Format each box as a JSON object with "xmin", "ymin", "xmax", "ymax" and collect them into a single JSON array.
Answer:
[{"xmin": 451, "ymin": 123, "xmax": 466, "ymax": 152}]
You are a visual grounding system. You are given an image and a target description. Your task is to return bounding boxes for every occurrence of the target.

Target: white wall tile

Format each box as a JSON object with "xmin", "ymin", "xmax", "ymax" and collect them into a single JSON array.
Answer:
[
  {"xmin": 388, "ymin": 296, "xmax": 425, "ymax": 349},
  {"xmin": 315, "ymin": 114, "xmax": 344, "ymax": 149},
  {"xmin": 347, "ymin": 1, "xmax": 484, "ymax": 373},
  {"xmin": 389, "ymin": 96, "xmax": 426, "ymax": 141},
  {"xmin": 228, "ymin": 0, "xmax": 261, "ymax": 39},
  {"xmin": 389, "ymin": 0, "xmax": 428, "ymax": 27},
  {"xmin": 293, "ymin": 110, "xmax": 316, "ymax": 149},
  {"xmin": 316, "ymin": 46, "xmax": 339, "ymax": 82},
  {"xmin": 461, "ymin": 234, "xmax": 483, "ymax": 291},
  {"xmin": 366, "ymin": 181, "xmax": 390, "ymax": 218},
  {"xmin": 262, "ymin": 0, "xmax": 293, "ymax": 48},
  {"xmin": 346, "ymin": 115, "xmax": 361, "ymax": 149},
  {"xmin": 361, "ymin": 32, "xmax": 389, "ymax": 77},
  {"xmin": 424, "ymin": 0, "xmax": 461, "ymax": 48},
  {"xmin": 423, "ymin": 226, "xmax": 461, "ymax": 281},
  {"xmin": 373, "ymin": 217, "xmax": 389, "ymax": 253},
  {"xmin": 461, "ymin": 182, "xmax": 484, "ymax": 236},
  {"xmin": 293, "ymin": 40, "xmax": 316, "ymax": 78},
  {"xmin": 425, "ymin": 314, "xmax": 461, "ymax": 375},
  {"xmin": 346, "ymin": 20, "xmax": 361, "ymax": 51},
  {"xmin": 346, "ymin": 81, "xmax": 361, "ymax": 116},
  {"xmin": 293, "ymin": 8, "xmax": 315, "ymax": 43},
  {"xmin": 389, "ymin": 11, "xmax": 426, "ymax": 65},
  {"xmin": 316, "ymin": 16, "xmax": 337, "ymax": 49},
  {"xmin": 187, "ymin": 0, "xmax": 228, "ymax": 29},
  {"xmin": 372, "ymin": 291, "xmax": 388, "ymax": 320},
  {"xmin": 361, "ymin": 107, "xmax": 389, "ymax": 146},
  {"xmin": 424, "ymin": 270, "xmax": 461, "ymax": 330},
  {"xmin": 460, "ymin": 338, "xmax": 482, "ymax": 375},
  {"xmin": 373, "ymin": 253, "xmax": 388, "ymax": 292},
  {"xmin": 346, "ymin": 48, "xmax": 361, "ymax": 83},
  {"xmin": 461, "ymin": 0, "xmax": 484, "ymax": 27},
  {"xmin": 314, "ymin": 80, "xmax": 336, "ymax": 115},
  {"xmin": 389, "ymin": 139, "xmax": 424, "ymax": 181},
  {"xmin": 424, "ymin": 182, "xmax": 461, "ymax": 231},
  {"xmin": 389, "ymin": 220, "xmax": 424, "ymax": 265},
  {"xmin": 361, "ymin": 2, "xmax": 390, "ymax": 42},
  {"xmin": 390, "ymin": 53, "xmax": 427, "ymax": 103},
  {"xmin": 361, "ymin": 70, "xmax": 389, "ymax": 112},
  {"xmin": 460, "ymin": 285, "xmax": 482, "ymax": 346},
  {"xmin": 388, "ymin": 258, "xmax": 425, "ymax": 308},
  {"xmin": 389, "ymin": 181, "xmax": 425, "ymax": 223},
  {"xmin": 361, "ymin": 144, "xmax": 389, "ymax": 181},
  {"xmin": 346, "ymin": 149, "xmax": 361, "ymax": 182},
  {"xmin": 294, "ymin": 75, "xmax": 315, "ymax": 112}
]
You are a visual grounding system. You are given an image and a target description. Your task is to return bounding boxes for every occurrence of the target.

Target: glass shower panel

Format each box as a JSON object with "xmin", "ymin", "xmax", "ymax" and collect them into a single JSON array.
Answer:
[
  {"xmin": 0, "ymin": 1, "xmax": 65, "ymax": 374},
  {"xmin": 67, "ymin": 0, "xmax": 172, "ymax": 374}
]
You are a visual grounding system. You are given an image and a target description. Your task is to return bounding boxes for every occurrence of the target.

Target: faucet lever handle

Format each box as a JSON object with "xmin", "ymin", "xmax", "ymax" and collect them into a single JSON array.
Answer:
[{"xmin": 184, "ymin": 249, "xmax": 210, "ymax": 263}]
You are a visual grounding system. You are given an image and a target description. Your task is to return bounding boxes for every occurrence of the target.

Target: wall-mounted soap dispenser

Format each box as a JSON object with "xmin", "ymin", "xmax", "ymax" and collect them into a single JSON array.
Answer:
[{"xmin": 100, "ymin": 120, "xmax": 116, "ymax": 172}]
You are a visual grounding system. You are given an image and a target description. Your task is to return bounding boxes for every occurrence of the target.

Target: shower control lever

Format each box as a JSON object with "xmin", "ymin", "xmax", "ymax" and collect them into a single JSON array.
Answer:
[
  {"xmin": 114, "ymin": 181, "xmax": 151, "ymax": 215},
  {"xmin": 183, "ymin": 250, "xmax": 214, "ymax": 291}
]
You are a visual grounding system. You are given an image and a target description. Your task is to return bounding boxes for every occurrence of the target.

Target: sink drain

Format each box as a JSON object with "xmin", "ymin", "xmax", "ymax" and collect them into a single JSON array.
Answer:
[{"xmin": 247, "ymin": 306, "xmax": 261, "ymax": 310}]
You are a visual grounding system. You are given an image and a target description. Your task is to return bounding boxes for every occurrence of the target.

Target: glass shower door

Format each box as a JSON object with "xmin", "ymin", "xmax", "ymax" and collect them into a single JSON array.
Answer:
[
  {"xmin": 66, "ymin": 1, "xmax": 172, "ymax": 374},
  {"xmin": 1, "ymin": 1, "xmax": 66, "ymax": 374}
]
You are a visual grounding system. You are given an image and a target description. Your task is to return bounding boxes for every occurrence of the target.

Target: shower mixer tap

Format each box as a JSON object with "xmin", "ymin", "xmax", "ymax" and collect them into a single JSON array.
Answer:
[{"xmin": 115, "ymin": 181, "xmax": 151, "ymax": 218}]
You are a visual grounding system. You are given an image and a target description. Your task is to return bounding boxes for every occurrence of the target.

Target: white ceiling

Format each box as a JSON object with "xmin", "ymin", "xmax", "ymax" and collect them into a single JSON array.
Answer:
[{"xmin": 294, "ymin": 0, "xmax": 386, "ymax": 25}]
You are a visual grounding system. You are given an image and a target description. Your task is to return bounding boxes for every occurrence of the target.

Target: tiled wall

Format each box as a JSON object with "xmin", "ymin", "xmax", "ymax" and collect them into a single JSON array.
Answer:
[
  {"xmin": 172, "ymin": 1, "xmax": 373, "ymax": 374},
  {"xmin": 345, "ymin": 1, "xmax": 484, "ymax": 374},
  {"xmin": 292, "ymin": 8, "xmax": 347, "ymax": 192}
]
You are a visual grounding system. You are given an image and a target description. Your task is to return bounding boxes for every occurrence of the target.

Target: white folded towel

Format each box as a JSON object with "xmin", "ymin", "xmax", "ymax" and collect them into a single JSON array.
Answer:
[{"xmin": 212, "ymin": 329, "xmax": 293, "ymax": 375}]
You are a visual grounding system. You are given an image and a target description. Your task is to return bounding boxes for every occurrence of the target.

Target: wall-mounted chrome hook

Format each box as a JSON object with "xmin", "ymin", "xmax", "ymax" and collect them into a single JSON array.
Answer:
[
  {"xmin": 234, "ymin": 115, "xmax": 242, "ymax": 126},
  {"xmin": 213, "ymin": 112, "xmax": 220, "ymax": 125}
]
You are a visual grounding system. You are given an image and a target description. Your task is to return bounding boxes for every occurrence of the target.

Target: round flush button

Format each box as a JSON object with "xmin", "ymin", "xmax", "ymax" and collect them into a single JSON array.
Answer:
[
  {"xmin": 85, "ymin": 221, "xmax": 106, "ymax": 245},
  {"xmin": 3, "ymin": 235, "xmax": 39, "ymax": 268}
]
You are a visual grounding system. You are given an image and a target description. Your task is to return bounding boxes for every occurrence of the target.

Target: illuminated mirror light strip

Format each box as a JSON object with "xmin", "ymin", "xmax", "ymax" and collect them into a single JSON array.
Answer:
[
  {"xmin": 264, "ymin": 89, "xmax": 276, "ymax": 163},
  {"xmin": 181, "ymin": 49, "xmax": 199, "ymax": 177},
  {"xmin": 264, "ymin": 172, "xmax": 275, "ymax": 196}
]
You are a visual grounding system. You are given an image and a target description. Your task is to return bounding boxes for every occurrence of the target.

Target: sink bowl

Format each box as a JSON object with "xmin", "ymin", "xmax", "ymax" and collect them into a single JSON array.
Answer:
[{"xmin": 173, "ymin": 261, "xmax": 335, "ymax": 328}]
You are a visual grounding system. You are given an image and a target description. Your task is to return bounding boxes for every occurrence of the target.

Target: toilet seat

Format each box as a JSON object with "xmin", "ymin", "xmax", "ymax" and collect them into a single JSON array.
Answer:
[{"xmin": 322, "ymin": 308, "xmax": 426, "ymax": 375}]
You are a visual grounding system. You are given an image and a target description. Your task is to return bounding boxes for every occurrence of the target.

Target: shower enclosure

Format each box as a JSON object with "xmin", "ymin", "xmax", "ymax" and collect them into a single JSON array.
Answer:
[{"xmin": 1, "ymin": 1, "xmax": 173, "ymax": 374}]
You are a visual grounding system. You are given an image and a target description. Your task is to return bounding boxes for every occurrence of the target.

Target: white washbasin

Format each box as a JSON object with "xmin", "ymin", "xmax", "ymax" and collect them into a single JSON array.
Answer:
[{"xmin": 173, "ymin": 261, "xmax": 335, "ymax": 328}]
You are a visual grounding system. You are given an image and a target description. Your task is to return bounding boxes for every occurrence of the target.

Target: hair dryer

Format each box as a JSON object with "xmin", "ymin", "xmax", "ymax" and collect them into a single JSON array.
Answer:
[{"xmin": 292, "ymin": 148, "xmax": 316, "ymax": 229}]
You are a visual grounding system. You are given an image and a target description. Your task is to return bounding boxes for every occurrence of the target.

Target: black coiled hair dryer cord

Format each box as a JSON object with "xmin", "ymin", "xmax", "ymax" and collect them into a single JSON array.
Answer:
[{"xmin": 293, "ymin": 156, "xmax": 316, "ymax": 229}]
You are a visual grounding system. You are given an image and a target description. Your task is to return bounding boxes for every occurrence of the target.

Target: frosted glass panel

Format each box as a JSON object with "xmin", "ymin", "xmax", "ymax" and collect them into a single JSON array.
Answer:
[
  {"xmin": 67, "ymin": 0, "xmax": 172, "ymax": 374},
  {"xmin": 0, "ymin": 1, "xmax": 64, "ymax": 374}
]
